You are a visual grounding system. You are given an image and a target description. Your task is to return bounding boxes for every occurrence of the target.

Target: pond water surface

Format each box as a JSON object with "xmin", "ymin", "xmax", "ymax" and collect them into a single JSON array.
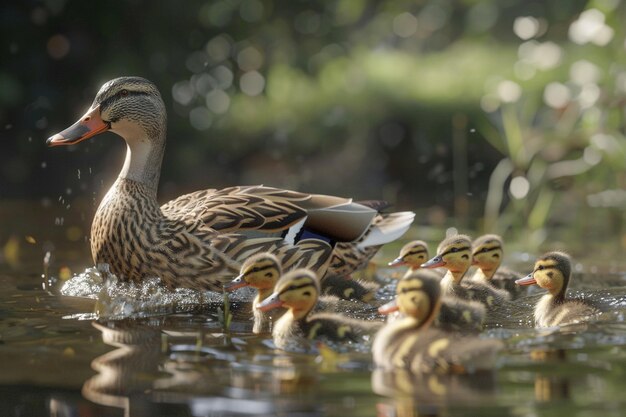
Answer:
[{"xmin": 1, "ymin": 225, "xmax": 626, "ymax": 417}]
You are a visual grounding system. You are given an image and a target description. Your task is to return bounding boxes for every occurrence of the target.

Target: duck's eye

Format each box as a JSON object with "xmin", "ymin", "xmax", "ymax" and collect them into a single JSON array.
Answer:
[
  {"xmin": 119, "ymin": 89, "xmax": 129, "ymax": 97},
  {"xmin": 537, "ymin": 265, "xmax": 544, "ymax": 271},
  {"xmin": 450, "ymin": 247, "xmax": 459, "ymax": 253}
]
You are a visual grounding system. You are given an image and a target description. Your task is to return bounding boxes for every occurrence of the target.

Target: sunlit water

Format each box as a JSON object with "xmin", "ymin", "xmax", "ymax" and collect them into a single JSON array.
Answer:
[{"xmin": 1, "ymin": 255, "xmax": 626, "ymax": 416}]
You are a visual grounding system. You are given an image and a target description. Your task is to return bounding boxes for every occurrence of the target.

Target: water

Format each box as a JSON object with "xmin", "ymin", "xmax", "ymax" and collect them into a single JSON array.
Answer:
[{"xmin": 1, "ymin": 242, "xmax": 626, "ymax": 416}]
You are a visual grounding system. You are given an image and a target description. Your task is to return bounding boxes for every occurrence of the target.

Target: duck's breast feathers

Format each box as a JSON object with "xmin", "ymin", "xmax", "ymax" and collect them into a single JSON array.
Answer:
[
  {"xmin": 161, "ymin": 185, "xmax": 382, "ymax": 242},
  {"xmin": 535, "ymin": 295, "xmax": 599, "ymax": 327}
]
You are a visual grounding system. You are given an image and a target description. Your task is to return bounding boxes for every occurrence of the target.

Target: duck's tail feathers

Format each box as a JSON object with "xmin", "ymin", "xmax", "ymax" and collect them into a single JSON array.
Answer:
[{"xmin": 357, "ymin": 211, "xmax": 415, "ymax": 249}]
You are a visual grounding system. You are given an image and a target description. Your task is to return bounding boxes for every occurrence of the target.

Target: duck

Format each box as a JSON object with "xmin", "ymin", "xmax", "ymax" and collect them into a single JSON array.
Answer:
[
  {"xmin": 224, "ymin": 252, "xmax": 355, "ymax": 333},
  {"xmin": 256, "ymin": 269, "xmax": 381, "ymax": 351},
  {"xmin": 421, "ymin": 235, "xmax": 511, "ymax": 308},
  {"xmin": 471, "ymin": 234, "xmax": 526, "ymax": 298},
  {"xmin": 46, "ymin": 77, "xmax": 414, "ymax": 291},
  {"xmin": 379, "ymin": 269, "xmax": 485, "ymax": 333},
  {"xmin": 515, "ymin": 251, "xmax": 599, "ymax": 327},
  {"xmin": 372, "ymin": 270, "xmax": 502, "ymax": 373},
  {"xmin": 388, "ymin": 240, "xmax": 430, "ymax": 278}
]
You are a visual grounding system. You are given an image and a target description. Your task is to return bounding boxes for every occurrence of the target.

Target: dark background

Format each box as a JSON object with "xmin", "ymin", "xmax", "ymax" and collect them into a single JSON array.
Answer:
[{"xmin": 1, "ymin": 0, "xmax": 624, "ymax": 263}]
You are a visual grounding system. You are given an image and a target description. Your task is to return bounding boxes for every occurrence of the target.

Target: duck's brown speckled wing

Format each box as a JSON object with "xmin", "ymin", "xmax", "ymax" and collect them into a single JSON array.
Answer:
[
  {"xmin": 161, "ymin": 185, "xmax": 310, "ymax": 232},
  {"xmin": 211, "ymin": 233, "xmax": 333, "ymax": 274}
]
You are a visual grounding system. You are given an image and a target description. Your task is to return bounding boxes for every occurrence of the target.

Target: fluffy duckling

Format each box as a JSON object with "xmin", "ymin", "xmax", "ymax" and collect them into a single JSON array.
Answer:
[
  {"xmin": 373, "ymin": 271, "xmax": 502, "ymax": 373},
  {"xmin": 321, "ymin": 274, "xmax": 378, "ymax": 303},
  {"xmin": 516, "ymin": 252, "xmax": 599, "ymax": 327},
  {"xmin": 380, "ymin": 270, "xmax": 486, "ymax": 333},
  {"xmin": 421, "ymin": 235, "xmax": 511, "ymax": 308},
  {"xmin": 224, "ymin": 253, "xmax": 283, "ymax": 333},
  {"xmin": 471, "ymin": 234, "xmax": 525, "ymax": 298},
  {"xmin": 388, "ymin": 240, "xmax": 430, "ymax": 278},
  {"xmin": 257, "ymin": 269, "xmax": 381, "ymax": 351}
]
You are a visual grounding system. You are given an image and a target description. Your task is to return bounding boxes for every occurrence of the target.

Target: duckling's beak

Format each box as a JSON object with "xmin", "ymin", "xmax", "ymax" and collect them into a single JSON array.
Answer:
[
  {"xmin": 47, "ymin": 105, "xmax": 109, "ymax": 146},
  {"xmin": 256, "ymin": 293, "xmax": 284, "ymax": 312},
  {"xmin": 515, "ymin": 273, "xmax": 536, "ymax": 286},
  {"xmin": 421, "ymin": 255, "xmax": 444, "ymax": 269},
  {"xmin": 378, "ymin": 299, "xmax": 399, "ymax": 314},
  {"xmin": 224, "ymin": 274, "xmax": 248, "ymax": 292},
  {"xmin": 388, "ymin": 257, "xmax": 406, "ymax": 267}
]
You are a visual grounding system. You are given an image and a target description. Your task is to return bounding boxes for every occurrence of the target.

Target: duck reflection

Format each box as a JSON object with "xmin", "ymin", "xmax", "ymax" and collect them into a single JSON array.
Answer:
[
  {"xmin": 531, "ymin": 348, "xmax": 570, "ymax": 402},
  {"xmin": 371, "ymin": 369, "xmax": 497, "ymax": 417},
  {"xmin": 83, "ymin": 319, "xmax": 323, "ymax": 416}
]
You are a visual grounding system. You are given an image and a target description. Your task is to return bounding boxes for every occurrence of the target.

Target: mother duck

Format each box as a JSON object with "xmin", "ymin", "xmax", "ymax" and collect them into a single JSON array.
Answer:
[{"xmin": 47, "ymin": 77, "xmax": 413, "ymax": 290}]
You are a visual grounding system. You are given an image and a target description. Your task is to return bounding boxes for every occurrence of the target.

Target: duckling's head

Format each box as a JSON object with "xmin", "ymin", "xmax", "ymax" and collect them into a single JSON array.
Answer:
[
  {"xmin": 379, "ymin": 270, "xmax": 442, "ymax": 326},
  {"xmin": 225, "ymin": 253, "xmax": 282, "ymax": 292},
  {"xmin": 421, "ymin": 235, "xmax": 472, "ymax": 278},
  {"xmin": 516, "ymin": 251, "xmax": 571, "ymax": 299},
  {"xmin": 472, "ymin": 234, "xmax": 503, "ymax": 277},
  {"xmin": 388, "ymin": 240, "xmax": 429, "ymax": 269},
  {"xmin": 47, "ymin": 77, "xmax": 166, "ymax": 147},
  {"xmin": 256, "ymin": 269, "xmax": 319, "ymax": 319}
]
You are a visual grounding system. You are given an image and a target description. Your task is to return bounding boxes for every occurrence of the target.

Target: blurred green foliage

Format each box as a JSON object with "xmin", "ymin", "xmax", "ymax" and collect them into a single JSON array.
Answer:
[{"xmin": 0, "ymin": 0, "xmax": 624, "ymax": 254}]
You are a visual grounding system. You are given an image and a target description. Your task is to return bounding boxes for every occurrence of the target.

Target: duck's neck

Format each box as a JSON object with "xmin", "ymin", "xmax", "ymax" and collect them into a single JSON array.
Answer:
[
  {"xmin": 475, "ymin": 267, "xmax": 499, "ymax": 281},
  {"xmin": 119, "ymin": 132, "xmax": 166, "ymax": 193},
  {"xmin": 256, "ymin": 288, "xmax": 274, "ymax": 304},
  {"xmin": 446, "ymin": 266, "xmax": 469, "ymax": 284}
]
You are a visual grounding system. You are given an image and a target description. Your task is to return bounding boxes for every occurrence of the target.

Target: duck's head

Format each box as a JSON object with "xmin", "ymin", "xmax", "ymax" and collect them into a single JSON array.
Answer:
[
  {"xmin": 47, "ymin": 77, "xmax": 166, "ymax": 147},
  {"xmin": 421, "ymin": 235, "xmax": 472, "ymax": 279},
  {"xmin": 472, "ymin": 234, "xmax": 503, "ymax": 278},
  {"xmin": 388, "ymin": 240, "xmax": 429, "ymax": 269},
  {"xmin": 225, "ymin": 253, "xmax": 282, "ymax": 292},
  {"xmin": 516, "ymin": 251, "xmax": 571, "ymax": 299},
  {"xmin": 379, "ymin": 270, "xmax": 442, "ymax": 326},
  {"xmin": 256, "ymin": 269, "xmax": 319, "ymax": 319}
]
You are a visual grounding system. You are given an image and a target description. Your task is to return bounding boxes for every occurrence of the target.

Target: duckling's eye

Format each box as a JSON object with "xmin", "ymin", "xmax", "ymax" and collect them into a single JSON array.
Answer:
[
  {"xmin": 537, "ymin": 265, "xmax": 544, "ymax": 271},
  {"xmin": 450, "ymin": 247, "xmax": 459, "ymax": 253},
  {"xmin": 119, "ymin": 89, "xmax": 129, "ymax": 97}
]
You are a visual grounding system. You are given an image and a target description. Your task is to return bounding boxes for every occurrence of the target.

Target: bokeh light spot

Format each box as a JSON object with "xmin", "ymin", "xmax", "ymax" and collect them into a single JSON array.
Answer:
[
  {"xmin": 509, "ymin": 176, "xmax": 530, "ymax": 199},
  {"xmin": 47, "ymin": 34, "xmax": 70, "ymax": 60},
  {"xmin": 543, "ymin": 82, "xmax": 570, "ymax": 108},
  {"xmin": 189, "ymin": 107, "xmax": 213, "ymax": 130},
  {"xmin": 513, "ymin": 16, "xmax": 539, "ymax": 40},
  {"xmin": 240, "ymin": 71, "xmax": 265, "ymax": 96},
  {"xmin": 205, "ymin": 89, "xmax": 230, "ymax": 114},
  {"xmin": 392, "ymin": 12, "xmax": 418, "ymax": 38}
]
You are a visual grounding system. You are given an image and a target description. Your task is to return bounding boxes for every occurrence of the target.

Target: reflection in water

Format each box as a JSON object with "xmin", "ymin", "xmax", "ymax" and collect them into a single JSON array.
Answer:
[
  {"xmin": 371, "ymin": 368, "xmax": 498, "ymax": 417},
  {"xmin": 83, "ymin": 319, "xmax": 324, "ymax": 416},
  {"xmin": 531, "ymin": 348, "xmax": 570, "ymax": 402}
]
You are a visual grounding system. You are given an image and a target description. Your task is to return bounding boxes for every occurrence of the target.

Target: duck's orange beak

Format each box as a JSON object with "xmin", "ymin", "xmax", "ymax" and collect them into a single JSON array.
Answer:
[
  {"xmin": 224, "ymin": 274, "xmax": 248, "ymax": 292},
  {"xmin": 256, "ymin": 293, "xmax": 284, "ymax": 312},
  {"xmin": 388, "ymin": 257, "xmax": 406, "ymax": 267},
  {"xmin": 378, "ymin": 299, "xmax": 399, "ymax": 314},
  {"xmin": 421, "ymin": 255, "xmax": 445, "ymax": 269},
  {"xmin": 515, "ymin": 273, "xmax": 536, "ymax": 286},
  {"xmin": 47, "ymin": 105, "xmax": 109, "ymax": 146}
]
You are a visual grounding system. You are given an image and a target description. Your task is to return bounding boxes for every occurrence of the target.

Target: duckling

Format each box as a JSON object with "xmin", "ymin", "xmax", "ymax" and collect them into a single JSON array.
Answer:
[
  {"xmin": 388, "ymin": 240, "xmax": 430, "ymax": 278},
  {"xmin": 321, "ymin": 274, "xmax": 378, "ymax": 303},
  {"xmin": 224, "ymin": 253, "xmax": 344, "ymax": 333},
  {"xmin": 224, "ymin": 253, "xmax": 283, "ymax": 333},
  {"xmin": 256, "ymin": 269, "xmax": 381, "ymax": 351},
  {"xmin": 421, "ymin": 235, "xmax": 511, "ymax": 309},
  {"xmin": 379, "ymin": 270, "xmax": 486, "ymax": 333},
  {"xmin": 471, "ymin": 234, "xmax": 525, "ymax": 298},
  {"xmin": 516, "ymin": 252, "xmax": 599, "ymax": 327},
  {"xmin": 373, "ymin": 271, "xmax": 502, "ymax": 373}
]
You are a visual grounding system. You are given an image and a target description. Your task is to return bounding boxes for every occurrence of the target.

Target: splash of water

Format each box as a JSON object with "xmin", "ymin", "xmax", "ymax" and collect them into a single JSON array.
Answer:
[{"xmin": 59, "ymin": 264, "xmax": 253, "ymax": 320}]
